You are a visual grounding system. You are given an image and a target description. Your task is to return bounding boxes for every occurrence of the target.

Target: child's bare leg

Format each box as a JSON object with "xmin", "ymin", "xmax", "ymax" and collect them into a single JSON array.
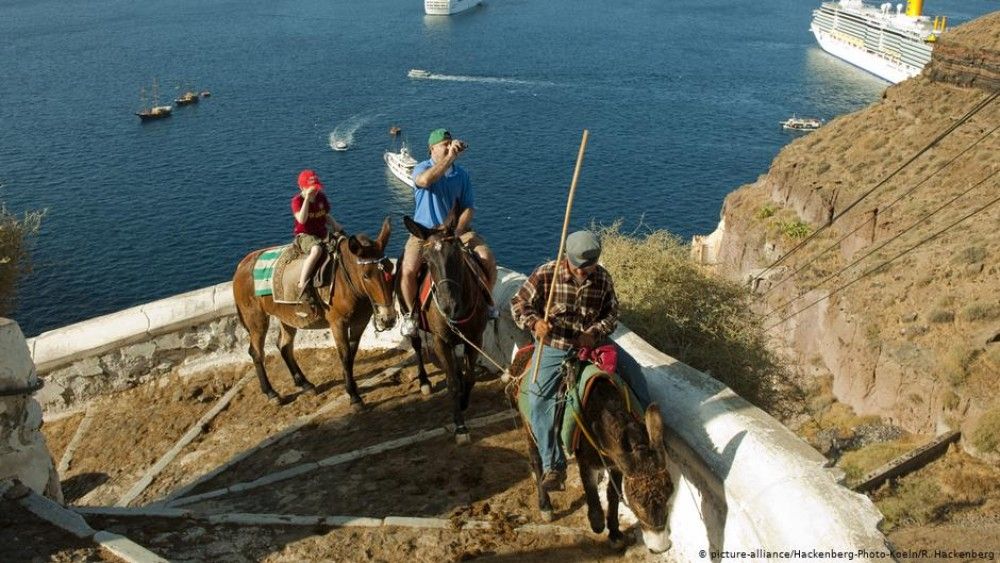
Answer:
[{"xmin": 298, "ymin": 246, "xmax": 322, "ymax": 290}]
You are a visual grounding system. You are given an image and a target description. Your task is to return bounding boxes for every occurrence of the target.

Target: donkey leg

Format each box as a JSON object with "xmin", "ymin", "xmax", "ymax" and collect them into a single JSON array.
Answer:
[
  {"xmin": 240, "ymin": 308, "xmax": 279, "ymax": 402},
  {"xmin": 459, "ymin": 339, "xmax": 480, "ymax": 412},
  {"xmin": 581, "ymin": 463, "xmax": 606, "ymax": 534},
  {"xmin": 278, "ymin": 322, "xmax": 315, "ymax": 392},
  {"xmin": 330, "ymin": 320, "xmax": 364, "ymax": 409},
  {"xmin": 410, "ymin": 333, "xmax": 432, "ymax": 396},
  {"xmin": 340, "ymin": 315, "xmax": 370, "ymax": 409},
  {"xmin": 434, "ymin": 338, "xmax": 469, "ymax": 444},
  {"xmin": 526, "ymin": 429, "xmax": 554, "ymax": 521},
  {"xmin": 606, "ymin": 469, "xmax": 626, "ymax": 549}
]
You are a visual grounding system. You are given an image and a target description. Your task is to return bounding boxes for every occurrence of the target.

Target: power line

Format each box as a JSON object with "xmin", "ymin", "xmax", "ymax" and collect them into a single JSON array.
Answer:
[
  {"xmin": 765, "ymin": 188, "xmax": 1000, "ymax": 332},
  {"xmin": 763, "ymin": 168, "xmax": 998, "ymax": 319},
  {"xmin": 751, "ymin": 91, "xmax": 998, "ymax": 285},
  {"xmin": 757, "ymin": 123, "xmax": 1000, "ymax": 300}
]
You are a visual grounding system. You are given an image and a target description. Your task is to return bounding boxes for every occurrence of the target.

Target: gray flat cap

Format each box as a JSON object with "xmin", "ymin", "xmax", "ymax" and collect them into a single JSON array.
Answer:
[{"xmin": 566, "ymin": 230, "xmax": 601, "ymax": 268}]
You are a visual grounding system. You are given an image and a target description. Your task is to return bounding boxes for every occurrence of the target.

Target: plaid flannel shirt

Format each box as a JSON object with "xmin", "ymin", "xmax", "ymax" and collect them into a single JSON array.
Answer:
[{"xmin": 510, "ymin": 260, "xmax": 619, "ymax": 351}]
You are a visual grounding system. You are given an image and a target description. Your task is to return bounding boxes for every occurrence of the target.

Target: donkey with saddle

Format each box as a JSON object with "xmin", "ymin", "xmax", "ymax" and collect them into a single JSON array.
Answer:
[{"xmin": 508, "ymin": 231, "xmax": 675, "ymax": 552}]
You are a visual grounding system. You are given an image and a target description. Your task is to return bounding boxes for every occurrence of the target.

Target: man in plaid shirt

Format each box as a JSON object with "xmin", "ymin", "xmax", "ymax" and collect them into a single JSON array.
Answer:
[{"xmin": 511, "ymin": 230, "xmax": 642, "ymax": 491}]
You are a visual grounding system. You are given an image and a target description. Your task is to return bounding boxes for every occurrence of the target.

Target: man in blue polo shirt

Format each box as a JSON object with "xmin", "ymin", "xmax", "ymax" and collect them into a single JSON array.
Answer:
[{"xmin": 399, "ymin": 128, "xmax": 497, "ymax": 337}]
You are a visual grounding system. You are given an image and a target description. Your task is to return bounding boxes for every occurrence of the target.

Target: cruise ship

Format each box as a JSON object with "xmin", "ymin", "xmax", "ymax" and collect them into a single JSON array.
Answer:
[
  {"xmin": 425, "ymin": 0, "xmax": 480, "ymax": 16},
  {"xmin": 810, "ymin": 0, "xmax": 948, "ymax": 83}
]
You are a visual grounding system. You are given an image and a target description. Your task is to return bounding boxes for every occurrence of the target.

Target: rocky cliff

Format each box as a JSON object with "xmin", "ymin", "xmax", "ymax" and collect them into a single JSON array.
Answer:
[{"xmin": 698, "ymin": 11, "xmax": 1000, "ymax": 456}]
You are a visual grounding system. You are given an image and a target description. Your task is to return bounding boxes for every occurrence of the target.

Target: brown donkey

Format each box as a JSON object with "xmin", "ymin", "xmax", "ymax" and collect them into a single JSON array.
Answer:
[
  {"xmin": 397, "ymin": 208, "xmax": 489, "ymax": 444},
  {"xmin": 510, "ymin": 367, "xmax": 675, "ymax": 553},
  {"xmin": 232, "ymin": 218, "xmax": 396, "ymax": 406}
]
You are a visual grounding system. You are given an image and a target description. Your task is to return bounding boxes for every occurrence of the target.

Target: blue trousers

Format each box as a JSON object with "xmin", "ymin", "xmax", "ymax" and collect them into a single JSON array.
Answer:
[{"xmin": 527, "ymin": 340, "xmax": 648, "ymax": 473}]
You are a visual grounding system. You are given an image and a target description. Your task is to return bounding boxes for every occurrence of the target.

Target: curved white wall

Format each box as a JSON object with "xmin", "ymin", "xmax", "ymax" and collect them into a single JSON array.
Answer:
[{"xmin": 22, "ymin": 266, "xmax": 889, "ymax": 559}]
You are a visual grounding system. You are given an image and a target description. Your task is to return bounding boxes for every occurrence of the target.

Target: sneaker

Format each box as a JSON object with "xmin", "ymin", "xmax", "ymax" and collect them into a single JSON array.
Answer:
[
  {"xmin": 541, "ymin": 468, "xmax": 566, "ymax": 492},
  {"xmin": 400, "ymin": 314, "xmax": 418, "ymax": 337},
  {"xmin": 487, "ymin": 305, "xmax": 500, "ymax": 320}
]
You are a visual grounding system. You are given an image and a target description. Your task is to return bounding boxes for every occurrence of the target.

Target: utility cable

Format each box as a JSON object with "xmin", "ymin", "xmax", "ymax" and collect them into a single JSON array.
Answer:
[
  {"xmin": 763, "ymin": 168, "xmax": 998, "ymax": 319},
  {"xmin": 751, "ymin": 91, "xmax": 998, "ymax": 285},
  {"xmin": 765, "ymin": 188, "xmax": 1000, "ymax": 332},
  {"xmin": 757, "ymin": 123, "xmax": 1000, "ymax": 300}
]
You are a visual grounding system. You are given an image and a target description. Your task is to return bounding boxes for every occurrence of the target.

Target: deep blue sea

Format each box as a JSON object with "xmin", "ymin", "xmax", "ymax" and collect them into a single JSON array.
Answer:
[{"xmin": 1, "ymin": 0, "xmax": 995, "ymax": 336}]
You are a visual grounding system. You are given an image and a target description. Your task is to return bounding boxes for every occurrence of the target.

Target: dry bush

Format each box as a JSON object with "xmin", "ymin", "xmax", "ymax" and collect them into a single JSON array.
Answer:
[
  {"xmin": 598, "ymin": 224, "xmax": 792, "ymax": 414},
  {"xmin": 0, "ymin": 198, "xmax": 43, "ymax": 317},
  {"xmin": 961, "ymin": 302, "xmax": 1000, "ymax": 322},
  {"xmin": 971, "ymin": 405, "xmax": 1000, "ymax": 454}
]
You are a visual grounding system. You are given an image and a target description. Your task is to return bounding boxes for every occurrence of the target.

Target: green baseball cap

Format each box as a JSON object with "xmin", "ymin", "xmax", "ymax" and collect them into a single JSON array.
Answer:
[{"xmin": 428, "ymin": 128, "xmax": 452, "ymax": 146}]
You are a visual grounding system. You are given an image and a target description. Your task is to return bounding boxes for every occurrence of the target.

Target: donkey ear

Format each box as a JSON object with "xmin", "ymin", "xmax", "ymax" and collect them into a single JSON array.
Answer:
[
  {"xmin": 645, "ymin": 403, "xmax": 668, "ymax": 463},
  {"xmin": 443, "ymin": 202, "xmax": 462, "ymax": 231},
  {"xmin": 403, "ymin": 216, "xmax": 430, "ymax": 240},
  {"xmin": 376, "ymin": 216, "xmax": 391, "ymax": 249},
  {"xmin": 348, "ymin": 235, "xmax": 362, "ymax": 255}
]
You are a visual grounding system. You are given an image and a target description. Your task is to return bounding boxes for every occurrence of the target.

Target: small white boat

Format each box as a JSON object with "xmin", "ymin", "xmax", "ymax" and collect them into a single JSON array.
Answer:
[
  {"xmin": 333, "ymin": 140, "xmax": 349, "ymax": 151},
  {"xmin": 407, "ymin": 69, "xmax": 432, "ymax": 79},
  {"xmin": 424, "ymin": 0, "xmax": 481, "ymax": 15},
  {"xmin": 384, "ymin": 145, "xmax": 418, "ymax": 188},
  {"xmin": 780, "ymin": 116, "xmax": 823, "ymax": 131}
]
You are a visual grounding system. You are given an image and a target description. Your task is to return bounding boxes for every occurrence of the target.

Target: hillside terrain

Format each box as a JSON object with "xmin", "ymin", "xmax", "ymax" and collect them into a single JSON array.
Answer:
[
  {"xmin": 708, "ymin": 10, "xmax": 999, "ymax": 452},
  {"xmin": 697, "ymin": 8, "xmax": 1000, "ymax": 549}
]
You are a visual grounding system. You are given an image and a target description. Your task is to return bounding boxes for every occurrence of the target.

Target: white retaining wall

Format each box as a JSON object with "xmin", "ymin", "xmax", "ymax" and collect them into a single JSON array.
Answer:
[{"xmin": 19, "ymin": 266, "xmax": 889, "ymax": 559}]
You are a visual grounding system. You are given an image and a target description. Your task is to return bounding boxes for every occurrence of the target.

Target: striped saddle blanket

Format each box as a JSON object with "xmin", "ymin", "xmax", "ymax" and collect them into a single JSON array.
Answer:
[{"xmin": 252, "ymin": 245, "xmax": 300, "ymax": 301}]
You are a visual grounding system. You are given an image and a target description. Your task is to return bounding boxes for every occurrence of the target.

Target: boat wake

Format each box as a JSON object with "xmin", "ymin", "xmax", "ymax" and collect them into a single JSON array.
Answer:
[
  {"xmin": 407, "ymin": 69, "xmax": 549, "ymax": 86},
  {"xmin": 329, "ymin": 114, "xmax": 373, "ymax": 151}
]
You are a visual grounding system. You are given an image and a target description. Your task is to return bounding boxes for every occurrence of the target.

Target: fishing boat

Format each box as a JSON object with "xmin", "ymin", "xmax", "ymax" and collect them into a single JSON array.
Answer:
[
  {"xmin": 135, "ymin": 80, "xmax": 172, "ymax": 122},
  {"xmin": 174, "ymin": 91, "xmax": 199, "ymax": 106},
  {"xmin": 384, "ymin": 145, "xmax": 418, "ymax": 188},
  {"xmin": 780, "ymin": 116, "xmax": 824, "ymax": 131},
  {"xmin": 781, "ymin": 117, "xmax": 823, "ymax": 131},
  {"xmin": 424, "ymin": 0, "xmax": 481, "ymax": 15}
]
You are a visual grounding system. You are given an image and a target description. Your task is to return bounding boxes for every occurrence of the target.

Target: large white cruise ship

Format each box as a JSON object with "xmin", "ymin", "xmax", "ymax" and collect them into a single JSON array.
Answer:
[
  {"xmin": 810, "ymin": 0, "xmax": 947, "ymax": 83},
  {"xmin": 425, "ymin": 0, "xmax": 481, "ymax": 16}
]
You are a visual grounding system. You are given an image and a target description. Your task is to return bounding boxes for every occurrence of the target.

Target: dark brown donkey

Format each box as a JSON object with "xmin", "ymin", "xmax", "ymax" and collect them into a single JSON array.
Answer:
[
  {"xmin": 510, "ymin": 368, "xmax": 675, "ymax": 553},
  {"xmin": 232, "ymin": 218, "xmax": 396, "ymax": 406},
  {"xmin": 397, "ymin": 208, "xmax": 489, "ymax": 444}
]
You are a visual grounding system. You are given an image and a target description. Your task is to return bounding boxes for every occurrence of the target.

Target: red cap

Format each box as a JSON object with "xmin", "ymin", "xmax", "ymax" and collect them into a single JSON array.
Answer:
[{"xmin": 297, "ymin": 169, "xmax": 323, "ymax": 190}]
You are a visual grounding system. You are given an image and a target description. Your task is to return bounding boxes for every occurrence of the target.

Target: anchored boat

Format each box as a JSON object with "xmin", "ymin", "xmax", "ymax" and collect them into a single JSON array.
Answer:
[
  {"xmin": 424, "ymin": 0, "xmax": 481, "ymax": 16},
  {"xmin": 384, "ymin": 145, "xmax": 418, "ymax": 188},
  {"xmin": 135, "ymin": 80, "xmax": 172, "ymax": 122},
  {"xmin": 780, "ymin": 116, "xmax": 824, "ymax": 131}
]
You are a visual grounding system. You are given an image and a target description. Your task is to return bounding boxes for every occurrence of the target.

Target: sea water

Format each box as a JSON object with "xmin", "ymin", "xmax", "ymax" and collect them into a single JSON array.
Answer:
[{"xmin": 0, "ymin": 0, "xmax": 994, "ymax": 335}]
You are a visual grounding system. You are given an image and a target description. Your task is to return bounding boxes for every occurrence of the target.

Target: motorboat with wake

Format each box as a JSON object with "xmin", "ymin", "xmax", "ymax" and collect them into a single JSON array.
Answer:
[
  {"xmin": 332, "ymin": 140, "xmax": 349, "ymax": 151},
  {"xmin": 408, "ymin": 69, "xmax": 432, "ymax": 79},
  {"xmin": 425, "ymin": 0, "xmax": 481, "ymax": 15}
]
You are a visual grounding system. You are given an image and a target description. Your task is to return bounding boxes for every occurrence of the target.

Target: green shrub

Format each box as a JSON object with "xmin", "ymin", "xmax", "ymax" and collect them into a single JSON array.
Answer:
[
  {"xmin": 0, "ymin": 197, "xmax": 43, "ymax": 317},
  {"xmin": 756, "ymin": 204, "xmax": 776, "ymax": 220},
  {"xmin": 598, "ymin": 224, "xmax": 789, "ymax": 413},
  {"xmin": 777, "ymin": 220, "xmax": 812, "ymax": 240}
]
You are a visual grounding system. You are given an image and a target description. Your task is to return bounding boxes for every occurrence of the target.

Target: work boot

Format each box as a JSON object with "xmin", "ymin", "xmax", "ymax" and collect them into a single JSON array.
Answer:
[{"xmin": 541, "ymin": 468, "xmax": 566, "ymax": 492}]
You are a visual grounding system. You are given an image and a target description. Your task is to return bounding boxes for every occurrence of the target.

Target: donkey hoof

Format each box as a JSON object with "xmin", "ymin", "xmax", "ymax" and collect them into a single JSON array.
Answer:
[
  {"xmin": 588, "ymin": 510, "xmax": 605, "ymax": 534},
  {"xmin": 349, "ymin": 399, "xmax": 366, "ymax": 413},
  {"xmin": 609, "ymin": 533, "xmax": 627, "ymax": 551},
  {"xmin": 267, "ymin": 393, "xmax": 283, "ymax": 405},
  {"xmin": 540, "ymin": 509, "xmax": 554, "ymax": 523},
  {"xmin": 298, "ymin": 381, "xmax": 316, "ymax": 393},
  {"xmin": 420, "ymin": 383, "xmax": 432, "ymax": 396},
  {"xmin": 455, "ymin": 430, "xmax": 471, "ymax": 445}
]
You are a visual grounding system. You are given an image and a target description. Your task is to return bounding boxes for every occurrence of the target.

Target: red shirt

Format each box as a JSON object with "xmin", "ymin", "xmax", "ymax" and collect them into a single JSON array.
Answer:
[{"xmin": 291, "ymin": 191, "xmax": 330, "ymax": 237}]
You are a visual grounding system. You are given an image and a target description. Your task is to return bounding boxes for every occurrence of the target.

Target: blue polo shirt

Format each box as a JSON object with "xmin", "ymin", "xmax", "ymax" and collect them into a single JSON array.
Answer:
[{"xmin": 411, "ymin": 159, "xmax": 475, "ymax": 229}]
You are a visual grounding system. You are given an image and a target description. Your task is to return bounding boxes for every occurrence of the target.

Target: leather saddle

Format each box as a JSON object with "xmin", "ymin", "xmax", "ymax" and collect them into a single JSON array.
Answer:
[{"xmin": 270, "ymin": 239, "xmax": 338, "ymax": 304}]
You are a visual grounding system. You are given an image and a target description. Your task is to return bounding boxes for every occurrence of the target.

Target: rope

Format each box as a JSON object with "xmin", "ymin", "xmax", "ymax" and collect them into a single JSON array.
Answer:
[
  {"xmin": 758, "ymin": 123, "xmax": 1000, "ymax": 300},
  {"xmin": 766, "ymin": 189, "xmax": 1000, "ymax": 331},
  {"xmin": 763, "ymin": 168, "xmax": 998, "ymax": 319},
  {"xmin": 751, "ymin": 91, "xmax": 998, "ymax": 286}
]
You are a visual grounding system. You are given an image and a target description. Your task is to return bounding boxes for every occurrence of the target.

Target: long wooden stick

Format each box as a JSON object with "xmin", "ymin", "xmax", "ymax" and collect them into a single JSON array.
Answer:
[{"xmin": 531, "ymin": 129, "xmax": 589, "ymax": 383}]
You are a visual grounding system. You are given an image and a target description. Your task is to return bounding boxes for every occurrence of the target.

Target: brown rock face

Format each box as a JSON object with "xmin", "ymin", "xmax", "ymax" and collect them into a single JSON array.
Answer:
[{"xmin": 705, "ymin": 11, "xmax": 1000, "ymax": 444}]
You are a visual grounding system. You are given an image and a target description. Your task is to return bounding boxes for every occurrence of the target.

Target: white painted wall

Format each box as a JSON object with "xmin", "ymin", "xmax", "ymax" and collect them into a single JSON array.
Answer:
[{"xmin": 19, "ymin": 266, "xmax": 889, "ymax": 558}]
